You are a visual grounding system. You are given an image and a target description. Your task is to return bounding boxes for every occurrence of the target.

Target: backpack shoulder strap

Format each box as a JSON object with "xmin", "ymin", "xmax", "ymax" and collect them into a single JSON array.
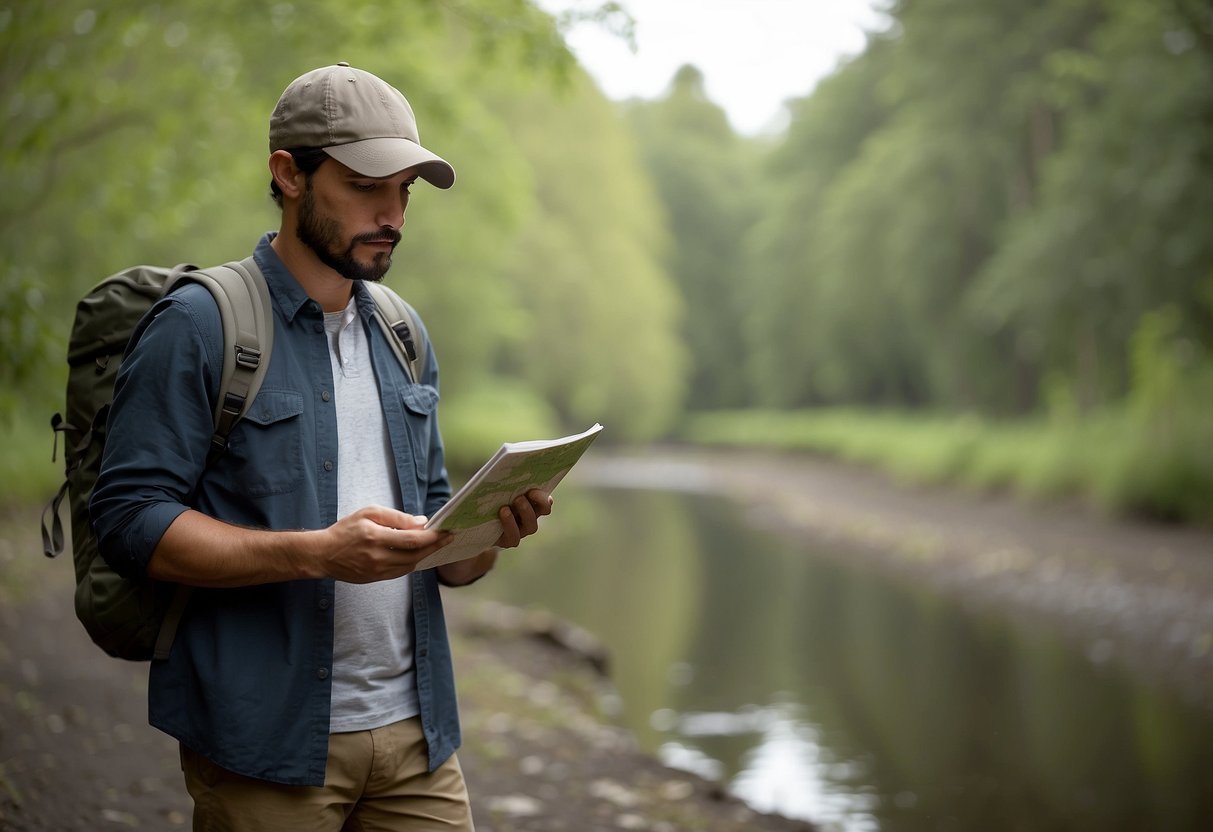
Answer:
[
  {"xmin": 165, "ymin": 256, "xmax": 274, "ymax": 457},
  {"xmin": 363, "ymin": 282, "xmax": 426, "ymax": 384},
  {"xmin": 151, "ymin": 256, "xmax": 271, "ymax": 661}
]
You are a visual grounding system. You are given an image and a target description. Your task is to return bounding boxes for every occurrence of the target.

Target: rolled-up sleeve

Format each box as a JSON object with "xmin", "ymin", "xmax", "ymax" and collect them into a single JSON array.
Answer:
[{"xmin": 90, "ymin": 288, "xmax": 221, "ymax": 578}]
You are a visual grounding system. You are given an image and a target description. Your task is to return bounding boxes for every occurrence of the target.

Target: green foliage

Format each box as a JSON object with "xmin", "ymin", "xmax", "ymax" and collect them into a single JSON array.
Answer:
[
  {"xmin": 624, "ymin": 66, "xmax": 760, "ymax": 410},
  {"xmin": 434, "ymin": 380, "xmax": 560, "ymax": 477},
  {"xmin": 0, "ymin": 410, "xmax": 61, "ymax": 504},
  {"xmin": 683, "ymin": 403, "xmax": 1213, "ymax": 526},
  {"xmin": 1101, "ymin": 306, "xmax": 1213, "ymax": 521},
  {"xmin": 741, "ymin": 0, "xmax": 1211, "ymax": 419},
  {"xmin": 970, "ymin": 1, "xmax": 1213, "ymax": 410},
  {"xmin": 5, "ymin": 0, "xmax": 1209, "ymax": 526},
  {"xmin": 489, "ymin": 69, "xmax": 687, "ymax": 440},
  {"xmin": 0, "ymin": 272, "xmax": 54, "ymax": 414},
  {"xmin": 0, "ymin": 0, "xmax": 684, "ymax": 497},
  {"xmin": 744, "ymin": 42, "xmax": 896, "ymax": 407},
  {"xmin": 636, "ymin": 0, "xmax": 1212, "ymax": 524}
]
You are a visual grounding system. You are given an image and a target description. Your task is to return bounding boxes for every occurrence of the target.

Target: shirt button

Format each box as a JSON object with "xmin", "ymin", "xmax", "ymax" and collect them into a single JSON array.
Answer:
[
  {"xmin": 321, "ymin": 390, "xmax": 331, "ymax": 402},
  {"xmin": 317, "ymin": 667, "xmax": 329, "ymax": 680},
  {"xmin": 318, "ymin": 597, "xmax": 330, "ymax": 610},
  {"xmin": 313, "ymin": 323, "xmax": 324, "ymax": 333},
  {"xmin": 323, "ymin": 460, "xmax": 334, "ymax": 471}
]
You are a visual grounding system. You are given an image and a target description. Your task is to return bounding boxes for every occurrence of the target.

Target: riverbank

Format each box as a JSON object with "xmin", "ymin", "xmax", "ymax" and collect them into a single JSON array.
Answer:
[
  {"xmin": 581, "ymin": 446, "xmax": 1213, "ymax": 713},
  {"xmin": 0, "ymin": 503, "xmax": 811, "ymax": 831},
  {"xmin": 3, "ymin": 444, "xmax": 1211, "ymax": 829},
  {"xmin": 683, "ymin": 406, "xmax": 1213, "ymax": 526}
]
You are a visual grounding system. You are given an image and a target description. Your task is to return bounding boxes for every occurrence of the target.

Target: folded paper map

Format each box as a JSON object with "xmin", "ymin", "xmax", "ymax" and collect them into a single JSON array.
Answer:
[{"xmin": 416, "ymin": 423, "xmax": 604, "ymax": 570}]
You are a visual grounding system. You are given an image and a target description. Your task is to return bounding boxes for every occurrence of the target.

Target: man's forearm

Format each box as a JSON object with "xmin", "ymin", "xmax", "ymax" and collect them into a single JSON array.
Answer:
[
  {"xmin": 148, "ymin": 504, "xmax": 452, "ymax": 588},
  {"xmin": 436, "ymin": 547, "xmax": 499, "ymax": 587},
  {"xmin": 147, "ymin": 509, "xmax": 321, "ymax": 587}
]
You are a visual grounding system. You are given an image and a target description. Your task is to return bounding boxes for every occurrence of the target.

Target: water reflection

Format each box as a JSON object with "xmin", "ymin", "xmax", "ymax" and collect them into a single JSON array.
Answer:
[{"xmin": 471, "ymin": 485, "xmax": 1213, "ymax": 830}]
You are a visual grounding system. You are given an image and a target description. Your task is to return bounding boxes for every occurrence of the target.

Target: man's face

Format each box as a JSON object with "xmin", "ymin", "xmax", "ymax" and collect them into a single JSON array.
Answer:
[{"xmin": 294, "ymin": 159, "xmax": 418, "ymax": 282}]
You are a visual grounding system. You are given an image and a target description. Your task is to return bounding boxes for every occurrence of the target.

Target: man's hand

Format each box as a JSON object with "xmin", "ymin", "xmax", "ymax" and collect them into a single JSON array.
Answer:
[
  {"xmin": 149, "ymin": 505, "xmax": 449, "ymax": 588},
  {"xmin": 317, "ymin": 505, "xmax": 451, "ymax": 584},
  {"xmin": 494, "ymin": 489, "xmax": 554, "ymax": 549},
  {"xmin": 436, "ymin": 489, "xmax": 553, "ymax": 586}
]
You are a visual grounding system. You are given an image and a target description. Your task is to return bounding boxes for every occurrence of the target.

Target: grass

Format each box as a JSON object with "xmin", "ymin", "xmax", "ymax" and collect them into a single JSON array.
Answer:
[{"xmin": 682, "ymin": 406, "xmax": 1213, "ymax": 526}]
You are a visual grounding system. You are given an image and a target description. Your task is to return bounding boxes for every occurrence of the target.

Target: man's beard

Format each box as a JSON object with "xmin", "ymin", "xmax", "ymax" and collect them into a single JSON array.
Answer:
[{"xmin": 295, "ymin": 182, "xmax": 401, "ymax": 282}]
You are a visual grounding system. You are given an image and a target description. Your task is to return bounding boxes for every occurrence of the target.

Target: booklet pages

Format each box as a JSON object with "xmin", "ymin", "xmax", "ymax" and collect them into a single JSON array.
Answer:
[{"xmin": 416, "ymin": 423, "xmax": 604, "ymax": 570}]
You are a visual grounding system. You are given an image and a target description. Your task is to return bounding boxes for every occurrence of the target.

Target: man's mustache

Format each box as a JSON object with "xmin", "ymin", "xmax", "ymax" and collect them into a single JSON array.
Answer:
[{"xmin": 353, "ymin": 230, "xmax": 402, "ymax": 246}]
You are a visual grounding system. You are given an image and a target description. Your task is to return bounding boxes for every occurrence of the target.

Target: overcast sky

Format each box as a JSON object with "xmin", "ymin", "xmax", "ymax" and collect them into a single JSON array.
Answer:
[{"xmin": 534, "ymin": 0, "xmax": 885, "ymax": 135}]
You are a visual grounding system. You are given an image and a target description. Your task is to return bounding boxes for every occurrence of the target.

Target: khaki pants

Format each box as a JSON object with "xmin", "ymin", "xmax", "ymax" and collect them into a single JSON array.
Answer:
[{"xmin": 181, "ymin": 717, "xmax": 473, "ymax": 831}]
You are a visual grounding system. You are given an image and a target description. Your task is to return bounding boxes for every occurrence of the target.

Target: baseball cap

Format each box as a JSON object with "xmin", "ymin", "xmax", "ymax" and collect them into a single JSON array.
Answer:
[{"xmin": 270, "ymin": 62, "xmax": 455, "ymax": 189}]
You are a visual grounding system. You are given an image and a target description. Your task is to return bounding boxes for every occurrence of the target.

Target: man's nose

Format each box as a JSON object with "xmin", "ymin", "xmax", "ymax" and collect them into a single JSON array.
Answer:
[{"xmin": 376, "ymin": 191, "xmax": 409, "ymax": 229}]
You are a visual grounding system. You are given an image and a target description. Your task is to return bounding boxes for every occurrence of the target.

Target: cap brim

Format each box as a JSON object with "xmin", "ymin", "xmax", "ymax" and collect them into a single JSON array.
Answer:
[{"xmin": 324, "ymin": 138, "xmax": 455, "ymax": 189}]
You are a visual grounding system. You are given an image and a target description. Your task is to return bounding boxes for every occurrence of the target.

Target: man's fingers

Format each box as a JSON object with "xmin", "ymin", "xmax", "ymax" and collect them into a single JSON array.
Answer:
[
  {"xmin": 496, "ymin": 505, "xmax": 521, "ymax": 549},
  {"xmin": 357, "ymin": 504, "xmax": 428, "ymax": 531},
  {"xmin": 490, "ymin": 491, "xmax": 555, "ymax": 550},
  {"xmin": 512, "ymin": 494, "xmax": 539, "ymax": 534},
  {"xmin": 527, "ymin": 489, "xmax": 554, "ymax": 516},
  {"xmin": 382, "ymin": 527, "xmax": 448, "ymax": 552}
]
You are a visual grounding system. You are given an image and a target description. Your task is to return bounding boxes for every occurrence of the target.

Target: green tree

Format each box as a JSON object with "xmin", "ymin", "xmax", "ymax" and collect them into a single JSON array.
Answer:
[
  {"xmin": 744, "ymin": 39, "xmax": 897, "ymax": 407},
  {"xmin": 743, "ymin": 0, "xmax": 1212, "ymax": 417},
  {"xmin": 489, "ymin": 68, "xmax": 687, "ymax": 440},
  {"xmin": 625, "ymin": 65, "xmax": 759, "ymax": 410},
  {"xmin": 1, "ymin": 0, "xmax": 686, "ymax": 446},
  {"xmin": 970, "ymin": 0, "xmax": 1213, "ymax": 410}
]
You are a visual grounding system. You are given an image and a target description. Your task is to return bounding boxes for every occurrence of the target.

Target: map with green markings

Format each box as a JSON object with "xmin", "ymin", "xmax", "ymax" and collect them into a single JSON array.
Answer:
[
  {"xmin": 417, "ymin": 424, "xmax": 603, "ymax": 569},
  {"xmin": 435, "ymin": 438, "xmax": 598, "ymax": 529}
]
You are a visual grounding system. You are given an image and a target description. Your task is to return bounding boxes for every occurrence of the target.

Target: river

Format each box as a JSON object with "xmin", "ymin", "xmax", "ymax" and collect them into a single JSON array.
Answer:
[{"xmin": 467, "ymin": 463, "xmax": 1213, "ymax": 831}]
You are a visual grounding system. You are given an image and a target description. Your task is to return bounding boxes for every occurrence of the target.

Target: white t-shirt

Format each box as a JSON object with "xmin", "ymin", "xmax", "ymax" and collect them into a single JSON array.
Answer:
[{"xmin": 323, "ymin": 296, "xmax": 419, "ymax": 733}]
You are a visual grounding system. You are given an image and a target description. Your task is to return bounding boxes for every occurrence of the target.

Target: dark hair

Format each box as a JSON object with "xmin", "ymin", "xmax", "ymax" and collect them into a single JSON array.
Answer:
[{"xmin": 270, "ymin": 147, "xmax": 330, "ymax": 207}]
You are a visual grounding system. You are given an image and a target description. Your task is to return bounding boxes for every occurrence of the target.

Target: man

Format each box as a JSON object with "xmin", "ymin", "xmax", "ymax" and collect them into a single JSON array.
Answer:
[{"xmin": 91, "ymin": 63, "xmax": 551, "ymax": 830}]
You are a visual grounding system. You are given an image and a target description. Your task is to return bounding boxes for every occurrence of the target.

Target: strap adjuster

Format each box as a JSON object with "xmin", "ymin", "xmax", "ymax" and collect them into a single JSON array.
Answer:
[
  {"xmin": 390, "ymin": 322, "xmax": 418, "ymax": 363},
  {"xmin": 221, "ymin": 392, "xmax": 245, "ymax": 418},
  {"xmin": 234, "ymin": 345, "xmax": 261, "ymax": 370}
]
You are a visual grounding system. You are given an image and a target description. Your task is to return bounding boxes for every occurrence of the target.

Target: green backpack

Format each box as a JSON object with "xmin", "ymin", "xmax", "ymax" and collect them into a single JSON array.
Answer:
[{"xmin": 40, "ymin": 256, "xmax": 426, "ymax": 661}]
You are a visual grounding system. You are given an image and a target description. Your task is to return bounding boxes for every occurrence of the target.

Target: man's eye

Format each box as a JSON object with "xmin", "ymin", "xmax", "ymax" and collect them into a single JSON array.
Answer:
[{"xmin": 354, "ymin": 182, "xmax": 376, "ymax": 192}]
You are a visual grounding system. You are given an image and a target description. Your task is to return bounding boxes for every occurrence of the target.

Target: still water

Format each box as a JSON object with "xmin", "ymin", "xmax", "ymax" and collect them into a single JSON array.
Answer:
[{"xmin": 469, "ymin": 482, "xmax": 1213, "ymax": 830}]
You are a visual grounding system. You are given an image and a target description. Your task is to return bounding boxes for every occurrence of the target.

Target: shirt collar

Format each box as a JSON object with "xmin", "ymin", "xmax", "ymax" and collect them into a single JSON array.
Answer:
[
  {"xmin": 253, "ymin": 232, "xmax": 314, "ymax": 323},
  {"xmin": 253, "ymin": 232, "xmax": 382, "ymax": 327}
]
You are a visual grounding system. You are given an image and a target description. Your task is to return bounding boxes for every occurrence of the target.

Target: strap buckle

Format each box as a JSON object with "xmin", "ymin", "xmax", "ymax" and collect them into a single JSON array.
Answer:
[
  {"xmin": 390, "ymin": 322, "xmax": 418, "ymax": 363},
  {"xmin": 221, "ymin": 392, "xmax": 245, "ymax": 418},
  {"xmin": 234, "ymin": 345, "xmax": 261, "ymax": 371}
]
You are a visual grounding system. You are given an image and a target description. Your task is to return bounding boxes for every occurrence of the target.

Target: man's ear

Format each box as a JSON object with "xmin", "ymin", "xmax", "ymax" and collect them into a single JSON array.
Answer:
[{"xmin": 269, "ymin": 150, "xmax": 306, "ymax": 200}]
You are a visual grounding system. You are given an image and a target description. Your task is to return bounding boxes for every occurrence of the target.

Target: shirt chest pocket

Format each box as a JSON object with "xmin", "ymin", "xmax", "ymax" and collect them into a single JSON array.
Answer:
[
  {"xmin": 400, "ymin": 383, "xmax": 439, "ymax": 482},
  {"xmin": 225, "ymin": 389, "xmax": 305, "ymax": 497}
]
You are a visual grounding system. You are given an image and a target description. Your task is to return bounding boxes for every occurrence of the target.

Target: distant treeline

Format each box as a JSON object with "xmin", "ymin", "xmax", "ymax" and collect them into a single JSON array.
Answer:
[
  {"xmin": 627, "ymin": 0, "xmax": 1212, "ymax": 522},
  {"xmin": 631, "ymin": 0, "xmax": 1212, "ymax": 418},
  {"xmin": 2, "ymin": 1, "xmax": 1210, "ymax": 514}
]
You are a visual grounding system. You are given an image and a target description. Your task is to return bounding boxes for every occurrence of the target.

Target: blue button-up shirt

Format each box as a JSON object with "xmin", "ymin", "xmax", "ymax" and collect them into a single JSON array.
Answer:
[{"xmin": 91, "ymin": 234, "xmax": 459, "ymax": 786}]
